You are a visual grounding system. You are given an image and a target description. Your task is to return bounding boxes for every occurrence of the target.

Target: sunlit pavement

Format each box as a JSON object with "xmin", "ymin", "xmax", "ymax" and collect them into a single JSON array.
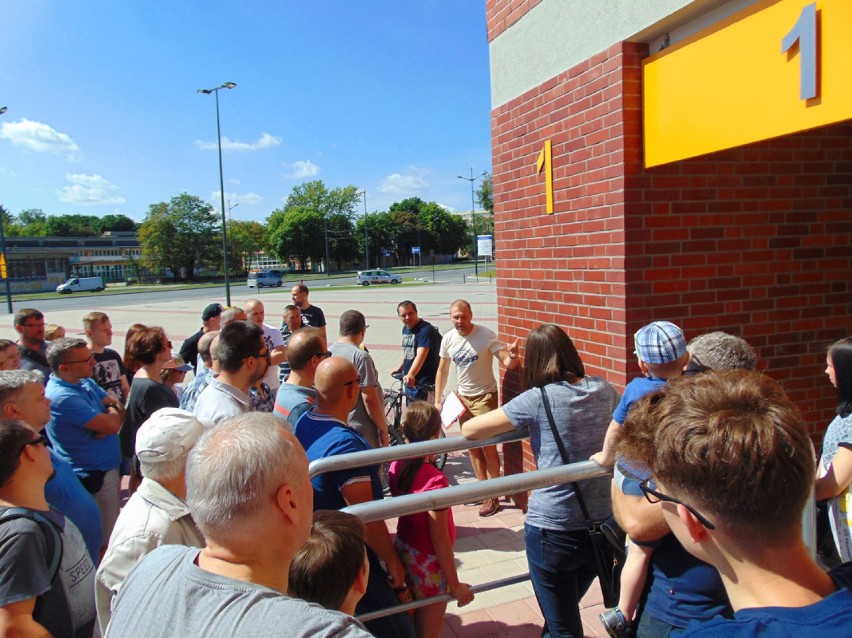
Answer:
[{"xmin": 11, "ymin": 278, "xmax": 607, "ymax": 637}]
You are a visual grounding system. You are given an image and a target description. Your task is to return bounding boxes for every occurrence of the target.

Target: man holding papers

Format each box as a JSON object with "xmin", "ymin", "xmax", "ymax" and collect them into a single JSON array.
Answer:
[{"xmin": 434, "ymin": 299, "xmax": 519, "ymax": 517}]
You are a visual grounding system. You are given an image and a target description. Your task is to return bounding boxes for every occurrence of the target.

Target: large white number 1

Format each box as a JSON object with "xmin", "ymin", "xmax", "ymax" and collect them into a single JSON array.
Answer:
[{"xmin": 781, "ymin": 2, "xmax": 818, "ymax": 100}]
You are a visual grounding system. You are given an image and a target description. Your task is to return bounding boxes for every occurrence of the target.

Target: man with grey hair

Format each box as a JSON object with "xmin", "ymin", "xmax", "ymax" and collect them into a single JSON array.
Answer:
[
  {"xmin": 45, "ymin": 337, "xmax": 125, "ymax": 551},
  {"xmin": 179, "ymin": 330, "xmax": 218, "ymax": 412},
  {"xmin": 330, "ymin": 310, "xmax": 389, "ymax": 448},
  {"xmin": 105, "ymin": 413, "xmax": 371, "ymax": 637},
  {"xmin": 96, "ymin": 408, "xmax": 205, "ymax": 635},
  {"xmin": 685, "ymin": 331, "xmax": 758, "ymax": 374},
  {"xmin": 0, "ymin": 369, "xmax": 102, "ymax": 561}
]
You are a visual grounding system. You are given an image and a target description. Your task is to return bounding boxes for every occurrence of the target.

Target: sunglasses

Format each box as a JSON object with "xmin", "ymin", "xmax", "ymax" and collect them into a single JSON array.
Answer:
[
  {"xmin": 313, "ymin": 351, "xmax": 332, "ymax": 359},
  {"xmin": 20, "ymin": 434, "xmax": 48, "ymax": 454},
  {"xmin": 62, "ymin": 355, "xmax": 95, "ymax": 366},
  {"xmin": 639, "ymin": 478, "xmax": 716, "ymax": 530}
]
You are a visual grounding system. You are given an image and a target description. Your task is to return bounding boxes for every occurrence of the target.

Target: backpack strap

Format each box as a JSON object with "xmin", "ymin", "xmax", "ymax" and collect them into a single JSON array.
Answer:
[{"xmin": 0, "ymin": 507, "xmax": 63, "ymax": 582}]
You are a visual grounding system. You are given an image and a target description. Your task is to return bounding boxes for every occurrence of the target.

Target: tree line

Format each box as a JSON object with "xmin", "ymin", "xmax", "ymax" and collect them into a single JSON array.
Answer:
[{"xmin": 2, "ymin": 175, "xmax": 494, "ymax": 281}]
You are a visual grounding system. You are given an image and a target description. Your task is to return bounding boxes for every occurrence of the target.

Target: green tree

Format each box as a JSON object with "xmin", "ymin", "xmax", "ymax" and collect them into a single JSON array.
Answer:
[
  {"xmin": 477, "ymin": 172, "xmax": 494, "ymax": 216},
  {"xmin": 228, "ymin": 220, "xmax": 266, "ymax": 274},
  {"xmin": 98, "ymin": 213, "xmax": 137, "ymax": 233},
  {"xmin": 17, "ymin": 209, "xmax": 48, "ymax": 236},
  {"xmin": 269, "ymin": 180, "xmax": 362, "ymax": 272},
  {"xmin": 355, "ymin": 211, "xmax": 396, "ymax": 269},
  {"xmin": 45, "ymin": 214, "xmax": 102, "ymax": 237},
  {"xmin": 0, "ymin": 206, "xmax": 22, "ymax": 237},
  {"xmin": 138, "ymin": 193, "xmax": 219, "ymax": 280},
  {"xmin": 265, "ymin": 206, "xmax": 326, "ymax": 271}
]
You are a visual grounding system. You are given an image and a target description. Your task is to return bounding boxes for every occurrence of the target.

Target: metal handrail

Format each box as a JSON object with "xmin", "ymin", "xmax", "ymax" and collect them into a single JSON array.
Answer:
[
  {"xmin": 308, "ymin": 428, "xmax": 529, "ymax": 480},
  {"xmin": 344, "ymin": 459, "xmax": 611, "ymax": 522}
]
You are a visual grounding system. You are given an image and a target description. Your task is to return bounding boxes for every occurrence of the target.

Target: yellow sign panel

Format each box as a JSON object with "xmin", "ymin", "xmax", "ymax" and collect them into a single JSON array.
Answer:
[
  {"xmin": 0, "ymin": 253, "xmax": 6, "ymax": 279},
  {"xmin": 643, "ymin": 0, "xmax": 852, "ymax": 167}
]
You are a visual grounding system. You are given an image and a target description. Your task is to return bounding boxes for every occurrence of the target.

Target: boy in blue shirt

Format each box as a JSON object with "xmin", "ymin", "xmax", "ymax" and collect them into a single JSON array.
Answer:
[{"xmin": 618, "ymin": 370, "xmax": 852, "ymax": 637}]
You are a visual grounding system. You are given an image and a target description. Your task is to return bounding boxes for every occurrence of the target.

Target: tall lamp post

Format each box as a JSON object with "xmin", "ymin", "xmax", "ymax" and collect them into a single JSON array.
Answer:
[
  {"xmin": 197, "ymin": 81, "xmax": 236, "ymax": 305},
  {"xmin": 457, "ymin": 168, "xmax": 487, "ymax": 278},
  {"xmin": 360, "ymin": 190, "xmax": 369, "ymax": 269},
  {"xmin": 0, "ymin": 106, "xmax": 11, "ymax": 314}
]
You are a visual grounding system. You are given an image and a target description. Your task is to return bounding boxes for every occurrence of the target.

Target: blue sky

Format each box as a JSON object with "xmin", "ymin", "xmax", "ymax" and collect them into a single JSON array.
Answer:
[{"xmin": 0, "ymin": 2, "xmax": 492, "ymax": 224}]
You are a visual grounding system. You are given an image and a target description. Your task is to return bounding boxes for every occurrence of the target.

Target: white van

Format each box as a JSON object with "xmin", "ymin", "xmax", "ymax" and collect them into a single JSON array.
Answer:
[
  {"xmin": 246, "ymin": 271, "xmax": 283, "ymax": 288},
  {"xmin": 56, "ymin": 276, "xmax": 105, "ymax": 294}
]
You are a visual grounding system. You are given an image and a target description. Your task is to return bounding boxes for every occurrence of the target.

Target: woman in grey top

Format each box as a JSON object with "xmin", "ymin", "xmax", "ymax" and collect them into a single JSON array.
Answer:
[{"xmin": 462, "ymin": 323, "xmax": 619, "ymax": 638}]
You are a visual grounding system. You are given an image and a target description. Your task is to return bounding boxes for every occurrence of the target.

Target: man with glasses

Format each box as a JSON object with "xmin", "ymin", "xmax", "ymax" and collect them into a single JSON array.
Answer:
[
  {"xmin": 293, "ymin": 357, "xmax": 413, "ymax": 638},
  {"xmin": 45, "ymin": 337, "xmax": 125, "ymax": 553},
  {"xmin": 194, "ymin": 321, "xmax": 267, "ymax": 428},
  {"xmin": 618, "ymin": 370, "xmax": 852, "ymax": 636},
  {"xmin": 274, "ymin": 328, "xmax": 327, "ymax": 427},
  {"xmin": 0, "ymin": 419, "xmax": 97, "ymax": 637},
  {"xmin": 244, "ymin": 299, "xmax": 288, "ymax": 393},
  {"xmin": 14, "ymin": 308, "xmax": 52, "ymax": 383}
]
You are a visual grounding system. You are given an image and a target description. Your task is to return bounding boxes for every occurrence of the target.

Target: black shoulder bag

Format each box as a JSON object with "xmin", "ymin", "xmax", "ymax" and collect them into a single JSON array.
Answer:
[{"xmin": 539, "ymin": 386, "xmax": 625, "ymax": 608}]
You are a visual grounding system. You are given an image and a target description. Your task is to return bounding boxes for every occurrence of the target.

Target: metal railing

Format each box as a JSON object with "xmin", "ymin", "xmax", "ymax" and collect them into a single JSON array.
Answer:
[{"xmin": 308, "ymin": 428, "xmax": 529, "ymax": 480}]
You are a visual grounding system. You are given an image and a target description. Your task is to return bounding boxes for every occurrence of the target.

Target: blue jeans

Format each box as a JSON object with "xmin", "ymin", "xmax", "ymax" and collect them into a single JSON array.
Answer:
[
  {"xmin": 525, "ymin": 523, "xmax": 597, "ymax": 638},
  {"xmin": 637, "ymin": 613, "xmax": 684, "ymax": 638}
]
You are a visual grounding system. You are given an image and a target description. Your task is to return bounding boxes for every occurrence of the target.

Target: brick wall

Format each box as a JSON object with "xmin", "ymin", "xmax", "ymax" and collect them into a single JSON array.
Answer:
[
  {"xmin": 486, "ymin": 0, "xmax": 544, "ymax": 41},
  {"xmin": 493, "ymin": 40, "xmax": 852, "ymax": 477}
]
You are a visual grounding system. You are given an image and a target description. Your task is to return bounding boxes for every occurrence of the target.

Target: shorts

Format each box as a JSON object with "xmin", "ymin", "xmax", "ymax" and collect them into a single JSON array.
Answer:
[
  {"xmin": 458, "ymin": 392, "xmax": 498, "ymax": 425},
  {"xmin": 394, "ymin": 537, "xmax": 447, "ymax": 599}
]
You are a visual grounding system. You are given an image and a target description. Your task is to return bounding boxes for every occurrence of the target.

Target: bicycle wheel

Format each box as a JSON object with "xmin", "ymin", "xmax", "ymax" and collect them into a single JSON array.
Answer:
[
  {"xmin": 383, "ymin": 391, "xmax": 405, "ymax": 446},
  {"xmin": 434, "ymin": 429, "xmax": 448, "ymax": 470}
]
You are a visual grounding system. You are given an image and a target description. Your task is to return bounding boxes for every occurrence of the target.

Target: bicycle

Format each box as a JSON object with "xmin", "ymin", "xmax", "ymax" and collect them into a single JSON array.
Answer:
[{"xmin": 383, "ymin": 372, "xmax": 447, "ymax": 470}]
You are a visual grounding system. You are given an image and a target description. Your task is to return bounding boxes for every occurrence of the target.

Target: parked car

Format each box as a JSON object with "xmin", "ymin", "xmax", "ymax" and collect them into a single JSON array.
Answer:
[
  {"xmin": 356, "ymin": 270, "xmax": 402, "ymax": 286},
  {"xmin": 247, "ymin": 271, "xmax": 284, "ymax": 288},
  {"xmin": 56, "ymin": 276, "xmax": 105, "ymax": 294}
]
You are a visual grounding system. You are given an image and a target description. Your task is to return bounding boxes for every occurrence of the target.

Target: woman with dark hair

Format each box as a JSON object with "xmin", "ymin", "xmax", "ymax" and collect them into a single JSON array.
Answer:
[
  {"xmin": 122, "ymin": 323, "xmax": 147, "ymax": 386},
  {"xmin": 122, "ymin": 326, "xmax": 179, "ymax": 491},
  {"xmin": 816, "ymin": 336, "xmax": 852, "ymax": 562},
  {"xmin": 462, "ymin": 323, "xmax": 619, "ymax": 638}
]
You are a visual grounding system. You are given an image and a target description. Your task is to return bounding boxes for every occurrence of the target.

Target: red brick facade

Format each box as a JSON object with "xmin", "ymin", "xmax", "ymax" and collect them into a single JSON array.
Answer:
[
  {"xmin": 486, "ymin": 0, "xmax": 544, "ymax": 40},
  {"xmin": 493, "ymin": 39, "xmax": 852, "ymax": 474}
]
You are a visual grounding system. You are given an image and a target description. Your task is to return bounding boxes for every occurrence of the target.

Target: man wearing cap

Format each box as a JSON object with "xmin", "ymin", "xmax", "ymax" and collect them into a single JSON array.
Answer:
[
  {"xmin": 95, "ymin": 408, "xmax": 205, "ymax": 635},
  {"xmin": 85, "ymin": 311, "xmax": 131, "ymax": 404},
  {"xmin": 179, "ymin": 303, "xmax": 222, "ymax": 375}
]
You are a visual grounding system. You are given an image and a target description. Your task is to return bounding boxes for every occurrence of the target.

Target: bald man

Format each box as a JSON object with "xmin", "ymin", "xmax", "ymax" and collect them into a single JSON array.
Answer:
[
  {"xmin": 243, "ymin": 299, "xmax": 287, "ymax": 392},
  {"xmin": 293, "ymin": 357, "xmax": 413, "ymax": 638}
]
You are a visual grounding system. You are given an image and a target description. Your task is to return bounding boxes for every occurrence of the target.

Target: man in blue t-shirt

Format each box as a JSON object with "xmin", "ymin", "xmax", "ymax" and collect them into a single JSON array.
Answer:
[
  {"xmin": 293, "ymin": 357, "xmax": 413, "ymax": 638},
  {"xmin": 618, "ymin": 370, "xmax": 852, "ymax": 637},
  {"xmin": 45, "ymin": 338, "xmax": 125, "ymax": 554},
  {"xmin": 0, "ymin": 369, "xmax": 102, "ymax": 562},
  {"xmin": 393, "ymin": 300, "xmax": 439, "ymax": 400}
]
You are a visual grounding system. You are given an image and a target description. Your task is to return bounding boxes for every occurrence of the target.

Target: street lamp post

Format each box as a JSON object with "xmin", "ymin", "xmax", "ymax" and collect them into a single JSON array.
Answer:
[
  {"xmin": 197, "ymin": 81, "xmax": 236, "ymax": 305},
  {"xmin": 0, "ymin": 106, "xmax": 12, "ymax": 314},
  {"xmin": 361, "ymin": 190, "xmax": 369, "ymax": 269},
  {"xmin": 458, "ymin": 168, "xmax": 487, "ymax": 279}
]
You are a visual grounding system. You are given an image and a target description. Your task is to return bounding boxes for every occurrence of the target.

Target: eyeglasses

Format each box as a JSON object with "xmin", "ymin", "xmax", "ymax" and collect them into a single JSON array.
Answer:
[
  {"xmin": 250, "ymin": 349, "xmax": 271, "ymax": 364},
  {"xmin": 343, "ymin": 378, "xmax": 360, "ymax": 387},
  {"xmin": 313, "ymin": 351, "xmax": 332, "ymax": 359},
  {"xmin": 639, "ymin": 478, "xmax": 716, "ymax": 530},
  {"xmin": 62, "ymin": 355, "xmax": 95, "ymax": 366},
  {"xmin": 21, "ymin": 322, "xmax": 45, "ymax": 329},
  {"xmin": 20, "ymin": 434, "xmax": 47, "ymax": 454}
]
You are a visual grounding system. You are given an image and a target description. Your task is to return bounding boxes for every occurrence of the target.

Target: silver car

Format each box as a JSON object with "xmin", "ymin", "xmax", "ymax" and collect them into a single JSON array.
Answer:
[{"xmin": 356, "ymin": 270, "xmax": 402, "ymax": 286}]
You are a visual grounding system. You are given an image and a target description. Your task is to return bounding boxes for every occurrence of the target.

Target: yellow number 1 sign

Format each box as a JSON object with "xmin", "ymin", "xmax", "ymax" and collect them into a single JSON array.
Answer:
[{"xmin": 536, "ymin": 139, "xmax": 554, "ymax": 214}]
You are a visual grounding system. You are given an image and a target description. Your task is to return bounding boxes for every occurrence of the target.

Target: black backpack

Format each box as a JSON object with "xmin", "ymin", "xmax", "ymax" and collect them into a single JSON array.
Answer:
[{"xmin": 0, "ymin": 508, "xmax": 63, "ymax": 583}]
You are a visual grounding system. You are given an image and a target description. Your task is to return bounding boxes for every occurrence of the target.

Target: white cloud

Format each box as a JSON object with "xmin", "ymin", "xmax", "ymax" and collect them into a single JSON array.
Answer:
[
  {"xmin": 436, "ymin": 202, "xmax": 456, "ymax": 213},
  {"xmin": 210, "ymin": 191, "xmax": 264, "ymax": 210},
  {"xmin": 379, "ymin": 169, "xmax": 430, "ymax": 195},
  {"xmin": 0, "ymin": 119, "xmax": 79, "ymax": 158},
  {"xmin": 283, "ymin": 160, "xmax": 320, "ymax": 179},
  {"xmin": 58, "ymin": 173, "xmax": 125, "ymax": 206},
  {"xmin": 195, "ymin": 132, "xmax": 281, "ymax": 152}
]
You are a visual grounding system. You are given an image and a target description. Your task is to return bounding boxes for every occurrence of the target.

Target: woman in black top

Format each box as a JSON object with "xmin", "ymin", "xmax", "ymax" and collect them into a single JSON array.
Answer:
[{"xmin": 122, "ymin": 326, "xmax": 179, "ymax": 488}]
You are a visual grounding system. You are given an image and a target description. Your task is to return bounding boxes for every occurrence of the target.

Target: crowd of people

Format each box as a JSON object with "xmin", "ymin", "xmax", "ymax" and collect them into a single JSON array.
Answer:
[{"xmin": 0, "ymin": 286, "xmax": 850, "ymax": 638}]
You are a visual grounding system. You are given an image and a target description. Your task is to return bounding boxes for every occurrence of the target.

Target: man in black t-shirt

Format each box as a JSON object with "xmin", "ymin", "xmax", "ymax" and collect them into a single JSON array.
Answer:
[
  {"xmin": 84, "ymin": 311, "xmax": 130, "ymax": 403},
  {"xmin": 290, "ymin": 284, "xmax": 327, "ymax": 340},
  {"xmin": 179, "ymin": 303, "xmax": 223, "ymax": 374},
  {"xmin": 392, "ymin": 300, "xmax": 440, "ymax": 400}
]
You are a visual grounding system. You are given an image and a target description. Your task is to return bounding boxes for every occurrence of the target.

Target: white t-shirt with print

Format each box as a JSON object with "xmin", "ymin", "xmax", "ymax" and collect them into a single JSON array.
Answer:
[{"xmin": 439, "ymin": 325, "xmax": 503, "ymax": 396}]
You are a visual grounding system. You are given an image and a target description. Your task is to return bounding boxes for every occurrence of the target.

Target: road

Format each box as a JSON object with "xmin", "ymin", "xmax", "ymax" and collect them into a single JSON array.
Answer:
[{"xmin": 25, "ymin": 264, "xmax": 492, "ymax": 313}]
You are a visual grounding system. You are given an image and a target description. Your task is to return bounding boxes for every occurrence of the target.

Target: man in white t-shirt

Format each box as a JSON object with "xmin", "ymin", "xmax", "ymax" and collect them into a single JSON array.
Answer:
[
  {"xmin": 434, "ymin": 299, "xmax": 519, "ymax": 516},
  {"xmin": 244, "ymin": 299, "xmax": 287, "ymax": 392}
]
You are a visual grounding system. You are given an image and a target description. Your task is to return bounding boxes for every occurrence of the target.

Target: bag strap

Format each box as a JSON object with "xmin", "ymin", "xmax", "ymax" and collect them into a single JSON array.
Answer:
[
  {"xmin": 0, "ymin": 507, "xmax": 63, "ymax": 582},
  {"xmin": 539, "ymin": 386, "xmax": 595, "ymax": 529}
]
